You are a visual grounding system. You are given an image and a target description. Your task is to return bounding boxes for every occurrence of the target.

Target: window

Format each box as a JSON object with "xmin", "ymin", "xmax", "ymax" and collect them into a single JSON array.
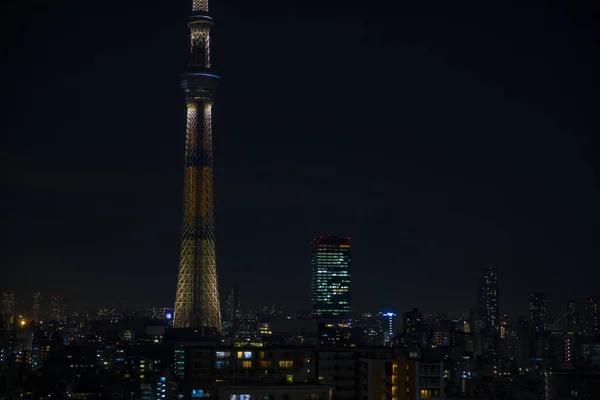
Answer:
[
  {"xmin": 237, "ymin": 351, "xmax": 252, "ymax": 359},
  {"xmin": 242, "ymin": 360, "xmax": 252, "ymax": 368},
  {"xmin": 216, "ymin": 351, "xmax": 231, "ymax": 358},
  {"xmin": 279, "ymin": 360, "xmax": 294, "ymax": 368},
  {"xmin": 259, "ymin": 361, "xmax": 271, "ymax": 368}
]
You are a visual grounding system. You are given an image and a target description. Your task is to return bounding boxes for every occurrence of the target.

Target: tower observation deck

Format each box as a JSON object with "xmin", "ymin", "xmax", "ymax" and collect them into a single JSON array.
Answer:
[{"xmin": 173, "ymin": 0, "xmax": 221, "ymax": 329}]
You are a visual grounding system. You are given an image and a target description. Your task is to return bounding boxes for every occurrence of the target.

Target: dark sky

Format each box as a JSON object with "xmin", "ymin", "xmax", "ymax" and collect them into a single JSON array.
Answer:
[{"xmin": 1, "ymin": 0, "xmax": 598, "ymax": 316}]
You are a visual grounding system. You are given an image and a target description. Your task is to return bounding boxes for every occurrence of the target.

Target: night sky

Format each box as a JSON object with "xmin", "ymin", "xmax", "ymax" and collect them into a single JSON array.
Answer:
[{"xmin": 1, "ymin": 0, "xmax": 599, "ymax": 316}]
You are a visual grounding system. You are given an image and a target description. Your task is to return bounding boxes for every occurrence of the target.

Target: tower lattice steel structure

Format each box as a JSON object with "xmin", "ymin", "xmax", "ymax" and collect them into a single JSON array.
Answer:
[{"xmin": 173, "ymin": 0, "xmax": 221, "ymax": 329}]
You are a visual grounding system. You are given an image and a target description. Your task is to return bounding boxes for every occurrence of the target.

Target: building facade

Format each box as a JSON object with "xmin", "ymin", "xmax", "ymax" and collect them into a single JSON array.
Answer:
[
  {"xmin": 358, "ymin": 354, "xmax": 445, "ymax": 400},
  {"xmin": 32, "ymin": 293, "xmax": 42, "ymax": 322},
  {"xmin": 583, "ymin": 296, "xmax": 599, "ymax": 337},
  {"xmin": 1, "ymin": 291, "xmax": 15, "ymax": 328},
  {"xmin": 50, "ymin": 296, "xmax": 68, "ymax": 322},
  {"xmin": 477, "ymin": 268, "xmax": 499, "ymax": 333},
  {"xmin": 311, "ymin": 236, "xmax": 351, "ymax": 319},
  {"xmin": 529, "ymin": 292, "xmax": 547, "ymax": 335},
  {"xmin": 564, "ymin": 300, "xmax": 579, "ymax": 333},
  {"xmin": 403, "ymin": 309, "xmax": 423, "ymax": 345}
]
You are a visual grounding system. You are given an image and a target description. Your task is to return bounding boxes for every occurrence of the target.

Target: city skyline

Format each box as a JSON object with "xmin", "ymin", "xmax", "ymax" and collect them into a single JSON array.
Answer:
[
  {"xmin": 2, "ymin": 0, "xmax": 599, "ymax": 316},
  {"xmin": 3, "ymin": 281, "xmax": 600, "ymax": 321}
]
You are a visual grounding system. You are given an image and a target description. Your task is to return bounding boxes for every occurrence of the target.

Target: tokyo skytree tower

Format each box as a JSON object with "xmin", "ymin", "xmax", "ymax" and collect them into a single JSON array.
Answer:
[{"xmin": 173, "ymin": 0, "xmax": 221, "ymax": 329}]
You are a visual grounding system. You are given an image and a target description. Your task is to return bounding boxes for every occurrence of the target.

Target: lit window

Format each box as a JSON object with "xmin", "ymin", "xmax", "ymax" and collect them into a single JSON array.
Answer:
[
  {"xmin": 242, "ymin": 360, "xmax": 252, "ymax": 368},
  {"xmin": 278, "ymin": 360, "xmax": 294, "ymax": 368}
]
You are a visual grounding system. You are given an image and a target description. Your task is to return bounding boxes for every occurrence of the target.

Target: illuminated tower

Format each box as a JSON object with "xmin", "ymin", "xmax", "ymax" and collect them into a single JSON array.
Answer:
[
  {"xmin": 173, "ymin": 0, "xmax": 222, "ymax": 329},
  {"xmin": 310, "ymin": 235, "xmax": 351, "ymax": 319}
]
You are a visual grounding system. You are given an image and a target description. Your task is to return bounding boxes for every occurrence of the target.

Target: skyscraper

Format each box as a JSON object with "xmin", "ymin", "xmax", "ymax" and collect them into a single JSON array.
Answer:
[
  {"xmin": 32, "ymin": 293, "xmax": 42, "ymax": 322},
  {"xmin": 173, "ymin": 0, "xmax": 222, "ymax": 329},
  {"xmin": 564, "ymin": 300, "xmax": 579, "ymax": 333},
  {"xmin": 1, "ymin": 291, "xmax": 15, "ymax": 328},
  {"xmin": 477, "ymin": 267, "xmax": 499, "ymax": 333},
  {"xmin": 529, "ymin": 292, "xmax": 547, "ymax": 335},
  {"xmin": 403, "ymin": 308, "xmax": 423, "ymax": 345},
  {"xmin": 225, "ymin": 285, "xmax": 241, "ymax": 322},
  {"xmin": 50, "ymin": 296, "xmax": 68, "ymax": 322},
  {"xmin": 584, "ymin": 296, "xmax": 599, "ymax": 337},
  {"xmin": 311, "ymin": 235, "xmax": 351, "ymax": 318}
]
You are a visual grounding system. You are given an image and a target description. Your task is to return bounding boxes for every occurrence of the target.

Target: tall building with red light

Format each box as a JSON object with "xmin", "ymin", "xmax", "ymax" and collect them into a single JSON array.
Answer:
[{"xmin": 310, "ymin": 235, "xmax": 352, "ymax": 319}]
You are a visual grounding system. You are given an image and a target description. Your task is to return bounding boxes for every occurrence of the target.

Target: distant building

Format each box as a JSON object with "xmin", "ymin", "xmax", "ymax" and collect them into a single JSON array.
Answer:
[
  {"xmin": 403, "ymin": 308, "xmax": 423, "ymax": 345},
  {"xmin": 529, "ymin": 292, "xmax": 547, "ymax": 335},
  {"xmin": 564, "ymin": 300, "xmax": 579, "ymax": 333},
  {"xmin": 584, "ymin": 296, "xmax": 599, "ymax": 337},
  {"xmin": 355, "ymin": 313, "xmax": 384, "ymax": 346},
  {"xmin": 380, "ymin": 312, "xmax": 397, "ymax": 346},
  {"xmin": 144, "ymin": 307, "xmax": 173, "ymax": 322},
  {"xmin": 261, "ymin": 304, "xmax": 281, "ymax": 320},
  {"xmin": 318, "ymin": 321, "xmax": 360, "ymax": 348},
  {"xmin": 477, "ymin": 268, "xmax": 499, "ymax": 333},
  {"xmin": 50, "ymin": 296, "xmax": 68, "ymax": 322},
  {"xmin": 225, "ymin": 285, "xmax": 242, "ymax": 322},
  {"xmin": 1, "ymin": 291, "xmax": 15, "ymax": 328},
  {"xmin": 311, "ymin": 235, "xmax": 351, "ymax": 319},
  {"xmin": 32, "ymin": 293, "xmax": 42, "ymax": 322}
]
